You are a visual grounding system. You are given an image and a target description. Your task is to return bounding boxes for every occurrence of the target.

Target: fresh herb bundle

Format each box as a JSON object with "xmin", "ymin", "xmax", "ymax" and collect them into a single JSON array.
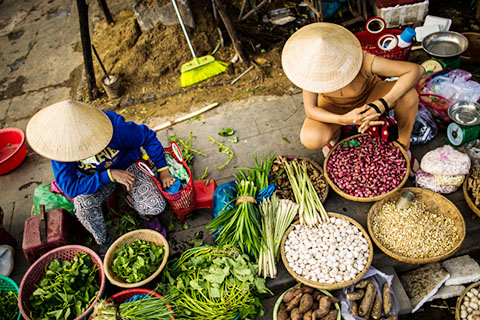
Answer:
[
  {"xmin": 111, "ymin": 239, "xmax": 165, "ymax": 283},
  {"xmin": 0, "ymin": 290, "xmax": 19, "ymax": 320},
  {"xmin": 91, "ymin": 295, "xmax": 173, "ymax": 320},
  {"xmin": 156, "ymin": 245, "xmax": 271, "ymax": 319},
  {"xmin": 29, "ymin": 253, "xmax": 99, "ymax": 320}
]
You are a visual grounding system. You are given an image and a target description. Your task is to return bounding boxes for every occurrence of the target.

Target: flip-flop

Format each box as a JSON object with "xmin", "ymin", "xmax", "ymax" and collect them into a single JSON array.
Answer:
[
  {"xmin": 407, "ymin": 150, "xmax": 420, "ymax": 177},
  {"xmin": 322, "ymin": 130, "xmax": 341, "ymax": 158}
]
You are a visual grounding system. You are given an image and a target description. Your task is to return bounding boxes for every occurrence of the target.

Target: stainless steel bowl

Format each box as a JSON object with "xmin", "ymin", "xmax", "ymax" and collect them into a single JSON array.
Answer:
[
  {"xmin": 448, "ymin": 101, "xmax": 480, "ymax": 126},
  {"xmin": 422, "ymin": 31, "xmax": 469, "ymax": 58}
]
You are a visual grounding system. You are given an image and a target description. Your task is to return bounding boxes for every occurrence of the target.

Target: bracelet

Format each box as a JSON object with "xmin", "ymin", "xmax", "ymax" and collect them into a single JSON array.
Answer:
[
  {"xmin": 379, "ymin": 98, "xmax": 389, "ymax": 113},
  {"xmin": 367, "ymin": 103, "xmax": 382, "ymax": 115}
]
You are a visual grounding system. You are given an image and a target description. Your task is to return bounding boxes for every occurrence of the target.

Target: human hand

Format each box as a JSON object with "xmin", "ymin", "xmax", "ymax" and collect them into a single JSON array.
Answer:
[
  {"xmin": 110, "ymin": 169, "xmax": 136, "ymax": 191},
  {"xmin": 357, "ymin": 102, "xmax": 385, "ymax": 133},
  {"xmin": 342, "ymin": 105, "xmax": 376, "ymax": 125},
  {"xmin": 159, "ymin": 170, "xmax": 176, "ymax": 190}
]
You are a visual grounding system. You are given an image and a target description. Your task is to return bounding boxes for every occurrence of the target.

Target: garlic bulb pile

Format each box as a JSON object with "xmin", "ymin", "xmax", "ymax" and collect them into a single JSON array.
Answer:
[
  {"xmin": 460, "ymin": 286, "xmax": 480, "ymax": 319},
  {"xmin": 284, "ymin": 217, "xmax": 370, "ymax": 284}
]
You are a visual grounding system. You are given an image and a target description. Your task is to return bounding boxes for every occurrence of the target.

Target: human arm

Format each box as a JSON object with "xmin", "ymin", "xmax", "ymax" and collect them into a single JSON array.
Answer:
[{"xmin": 303, "ymin": 90, "xmax": 373, "ymax": 126}]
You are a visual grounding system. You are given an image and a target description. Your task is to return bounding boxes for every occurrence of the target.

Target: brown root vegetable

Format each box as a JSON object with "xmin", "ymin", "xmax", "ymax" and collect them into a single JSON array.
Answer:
[
  {"xmin": 350, "ymin": 301, "xmax": 358, "ymax": 316},
  {"xmin": 303, "ymin": 310, "xmax": 313, "ymax": 320},
  {"xmin": 277, "ymin": 303, "xmax": 288, "ymax": 320},
  {"xmin": 311, "ymin": 301, "xmax": 319, "ymax": 311},
  {"xmin": 299, "ymin": 294, "xmax": 314, "ymax": 313},
  {"xmin": 371, "ymin": 291, "xmax": 382, "ymax": 320},
  {"xmin": 315, "ymin": 296, "xmax": 331, "ymax": 318},
  {"xmin": 347, "ymin": 289, "xmax": 365, "ymax": 301},
  {"xmin": 286, "ymin": 293, "xmax": 303, "ymax": 312},
  {"xmin": 383, "ymin": 283, "xmax": 392, "ymax": 315},
  {"xmin": 290, "ymin": 307, "xmax": 303, "ymax": 320},
  {"xmin": 283, "ymin": 289, "xmax": 297, "ymax": 303},
  {"xmin": 302, "ymin": 286, "xmax": 315, "ymax": 294},
  {"xmin": 294, "ymin": 283, "xmax": 303, "ymax": 290},
  {"xmin": 355, "ymin": 279, "xmax": 370, "ymax": 289},
  {"xmin": 382, "ymin": 317, "xmax": 397, "ymax": 320},
  {"xmin": 320, "ymin": 309, "xmax": 338, "ymax": 320},
  {"xmin": 327, "ymin": 296, "xmax": 340, "ymax": 304},
  {"xmin": 358, "ymin": 281, "xmax": 376, "ymax": 317},
  {"xmin": 312, "ymin": 291, "xmax": 324, "ymax": 300}
]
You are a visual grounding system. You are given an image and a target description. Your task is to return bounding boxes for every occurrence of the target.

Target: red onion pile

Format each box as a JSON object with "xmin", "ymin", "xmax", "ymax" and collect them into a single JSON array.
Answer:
[{"xmin": 326, "ymin": 135, "xmax": 407, "ymax": 198}]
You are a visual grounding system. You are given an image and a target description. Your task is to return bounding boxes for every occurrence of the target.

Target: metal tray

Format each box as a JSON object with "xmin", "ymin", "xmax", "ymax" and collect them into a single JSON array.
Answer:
[
  {"xmin": 422, "ymin": 31, "xmax": 469, "ymax": 58},
  {"xmin": 448, "ymin": 101, "xmax": 480, "ymax": 126}
]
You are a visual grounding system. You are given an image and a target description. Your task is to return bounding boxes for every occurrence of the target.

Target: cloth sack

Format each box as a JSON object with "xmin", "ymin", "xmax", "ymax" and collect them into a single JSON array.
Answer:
[
  {"xmin": 420, "ymin": 145, "xmax": 471, "ymax": 176},
  {"xmin": 415, "ymin": 170, "xmax": 458, "ymax": 194}
]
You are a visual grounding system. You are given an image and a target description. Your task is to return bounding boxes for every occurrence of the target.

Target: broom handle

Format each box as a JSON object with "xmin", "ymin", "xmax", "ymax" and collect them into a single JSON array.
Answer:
[{"xmin": 171, "ymin": 0, "xmax": 197, "ymax": 59}]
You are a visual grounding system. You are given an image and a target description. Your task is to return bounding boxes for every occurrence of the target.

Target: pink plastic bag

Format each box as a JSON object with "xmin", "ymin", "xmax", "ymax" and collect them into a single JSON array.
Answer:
[
  {"xmin": 420, "ymin": 145, "xmax": 471, "ymax": 176},
  {"xmin": 415, "ymin": 170, "xmax": 458, "ymax": 194}
]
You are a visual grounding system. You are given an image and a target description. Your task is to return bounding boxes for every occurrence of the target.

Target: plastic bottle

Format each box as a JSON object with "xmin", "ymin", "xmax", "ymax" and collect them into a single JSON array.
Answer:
[
  {"xmin": 142, "ymin": 153, "xmax": 156, "ymax": 171},
  {"xmin": 397, "ymin": 27, "xmax": 416, "ymax": 48}
]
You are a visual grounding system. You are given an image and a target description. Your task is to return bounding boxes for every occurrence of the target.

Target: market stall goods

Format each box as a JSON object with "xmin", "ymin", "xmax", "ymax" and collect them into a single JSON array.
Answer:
[
  {"xmin": 271, "ymin": 156, "xmax": 328, "ymax": 203},
  {"xmin": 282, "ymin": 213, "xmax": 373, "ymax": 290},
  {"xmin": 368, "ymin": 188, "xmax": 465, "ymax": 264},
  {"xmin": 325, "ymin": 134, "xmax": 408, "ymax": 201},
  {"xmin": 456, "ymin": 282, "xmax": 480, "ymax": 320},
  {"xmin": 274, "ymin": 284, "xmax": 340, "ymax": 320},
  {"xmin": 0, "ymin": 289, "xmax": 18, "ymax": 320},
  {"xmin": 465, "ymin": 166, "xmax": 480, "ymax": 217}
]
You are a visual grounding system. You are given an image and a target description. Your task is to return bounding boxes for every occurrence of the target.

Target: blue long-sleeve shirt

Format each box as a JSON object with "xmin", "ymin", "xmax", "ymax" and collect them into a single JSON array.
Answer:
[{"xmin": 52, "ymin": 111, "xmax": 167, "ymax": 198}]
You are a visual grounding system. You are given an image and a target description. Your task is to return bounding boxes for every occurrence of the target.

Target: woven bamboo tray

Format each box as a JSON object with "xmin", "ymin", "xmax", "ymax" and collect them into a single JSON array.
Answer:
[
  {"xmin": 272, "ymin": 155, "xmax": 329, "ymax": 203},
  {"xmin": 323, "ymin": 134, "xmax": 410, "ymax": 202},
  {"xmin": 463, "ymin": 172, "xmax": 480, "ymax": 218},
  {"xmin": 455, "ymin": 281, "xmax": 480, "ymax": 320},
  {"xmin": 280, "ymin": 212, "xmax": 374, "ymax": 290},
  {"xmin": 104, "ymin": 229, "xmax": 169, "ymax": 288},
  {"xmin": 367, "ymin": 187, "xmax": 466, "ymax": 264}
]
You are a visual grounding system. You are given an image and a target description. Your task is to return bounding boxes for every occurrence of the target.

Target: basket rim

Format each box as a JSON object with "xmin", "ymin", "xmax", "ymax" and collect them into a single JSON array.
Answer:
[
  {"xmin": 455, "ymin": 281, "xmax": 480, "ymax": 320},
  {"xmin": 273, "ymin": 155, "xmax": 329, "ymax": 203},
  {"xmin": 0, "ymin": 275, "xmax": 19, "ymax": 292},
  {"xmin": 103, "ymin": 229, "xmax": 169, "ymax": 288},
  {"xmin": 272, "ymin": 286, "xmax": 340, "ymax": 320},
  {"xmin": 367, "ymin": 187, "xmax": 466, "ymax": 264},
  {"xmin": 280, "ymin": 212, "xmax": 374, "ymax": 290},
  {"xmin": 18, "ymin": 245, "xmax": 105, "ymax": 320},
  {"xmin": 463, "ymin": 173, "xmax": 480, "ymax": 217},
  {"xmin": 323, "ymin": 133, "xmax": 410, "ymax": 202},
  {"xmin": 107, "ymin": 288, "xmax": 175, "ymax": 319}
]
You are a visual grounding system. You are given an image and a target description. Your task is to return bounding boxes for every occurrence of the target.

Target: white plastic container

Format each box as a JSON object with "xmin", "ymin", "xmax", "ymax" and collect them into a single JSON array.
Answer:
[{"xmin": 371, "ymin": 0, "xmax": 429, "ymax": 28}]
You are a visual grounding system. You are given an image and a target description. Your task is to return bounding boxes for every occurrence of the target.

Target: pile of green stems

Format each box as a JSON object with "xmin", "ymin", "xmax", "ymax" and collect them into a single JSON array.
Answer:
[
  {"xmin": 91, "ymin": 296, "xmax": 173, "ymax": 320},
  {"xmin": 284, "ymin": 161, "xmax": 329, "ymax": 226}
]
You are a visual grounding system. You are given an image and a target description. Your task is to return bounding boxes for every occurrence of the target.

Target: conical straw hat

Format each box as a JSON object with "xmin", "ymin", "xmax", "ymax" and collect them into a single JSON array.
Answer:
[
  {"xmin": 281, "ymin": 23, "xmax": 363, "ymax": 93},
  {"xmin": 26, "ymin": 100, "xmax": 113, "ymax": 162}
]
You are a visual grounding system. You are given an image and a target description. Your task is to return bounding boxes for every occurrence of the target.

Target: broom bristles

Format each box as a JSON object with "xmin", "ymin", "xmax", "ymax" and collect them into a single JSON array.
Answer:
[{"xmin": 180, "ymin": 60, "xmax": 228, "ymax": 87}]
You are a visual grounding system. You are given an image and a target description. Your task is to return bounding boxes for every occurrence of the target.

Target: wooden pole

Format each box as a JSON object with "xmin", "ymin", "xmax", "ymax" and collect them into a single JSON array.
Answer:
[
  {"xmin": 97, "ymin": 0, "xmax": 114, "ymax": 24},
  {"xmin": 214, "ymin": 0, "xmax": 250, "ymax": 66},
  {"xmin": 76, "ymin": 0, "xmax": 98, "ymax": 101}
]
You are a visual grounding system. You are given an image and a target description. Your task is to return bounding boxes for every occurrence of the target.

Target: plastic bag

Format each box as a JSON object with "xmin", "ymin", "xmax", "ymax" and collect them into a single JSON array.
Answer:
[
  {"xmin": 165, "ymin": 154, "xmax": 189, "ymax": 181},
  {"xmin": 464, "ymin": 139, "xmax": 480, "ymax": 168},
  {"xmin": 340, "ymin": 266, "xmax": 398, "ymax": 320},
  {"xmin": 420, "ymin": 145, "xmax": 471, "ymax": 176},
  {"xmin": 410, "ymin": 105, "xmax": 437, "ymax": 145},
  {"xmin": 434, "ymin": 174, "xmax": 465, "ymax": 187},
  {"xmin": 32, "ymin": 184, "xmax": 74, "ymax": 216},
  {"xmin": 211, "ymin": 181, "xmax": 237, "ymax": 241},
  {"xmin": 428, "ymin": 69, "xmax": 480, "ymax": 102},
  {"xmin": 415, "ymin": 170, "xmax": 458, "ymax": 194}
]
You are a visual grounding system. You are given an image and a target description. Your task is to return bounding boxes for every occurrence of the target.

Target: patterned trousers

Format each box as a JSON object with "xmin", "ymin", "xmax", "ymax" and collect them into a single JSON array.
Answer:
[{"xmin": 73, "ymin": 162, "xmax": 167, "ymax": 245}]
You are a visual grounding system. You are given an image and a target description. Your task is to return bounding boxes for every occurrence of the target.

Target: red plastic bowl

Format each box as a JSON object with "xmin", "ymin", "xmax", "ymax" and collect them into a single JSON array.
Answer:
[{"xmin": 0, "ymin": 128, "xmax": 27, "ymax": 175}]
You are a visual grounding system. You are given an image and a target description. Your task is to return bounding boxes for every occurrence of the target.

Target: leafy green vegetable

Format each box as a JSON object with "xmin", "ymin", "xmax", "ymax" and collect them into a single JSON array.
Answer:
[
  {"xmin": 169, "ymin": 132, "xmax": 206, "ymax": 167},
  {"xmin": 218, "ymin": 128, "xmax": 235, "ymax": 136},
  {"xmin": 29, "ymin": 253, "xmax": 99, "ymax": 320},
  {"xmin": 209, "ymin": 135, "xmax": 234, "ymax": 170},
  {"xmin": 199, "ymin": 167, "xmax": 209, "ymax": 180},
  {"xmin": 111, "ymin": 239, "xmax": 165, "ymax": 284},
  {"xmin": 156, "ymin": 245, "xmax": 271, "ymax": 319},
  {"xmin": 91, "ymin": 295, "xmax": 173, "ymax": 320},
  {"xmin": 282, "ymin": 137, "xmax": 291, "ymax": 144},
  {"xmin": 115, "ymin": 210, "xmax": 144, "ymax": 235},
  {"xmin": 229, "ymin": 136, "xmax": 239, "ymax": 144},
  {"xmin": 0, "ymin": 290, "xmax": 19, "ymax": 320}
]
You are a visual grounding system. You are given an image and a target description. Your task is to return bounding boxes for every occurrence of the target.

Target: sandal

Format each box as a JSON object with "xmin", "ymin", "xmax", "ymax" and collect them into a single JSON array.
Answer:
[
  {"xmin": 322, "ymin": 130, "xmax": 341, "ymax": 158},
  {"xmin": 407, "ymin": 150, "xmax": 420, "ymax": 177}
]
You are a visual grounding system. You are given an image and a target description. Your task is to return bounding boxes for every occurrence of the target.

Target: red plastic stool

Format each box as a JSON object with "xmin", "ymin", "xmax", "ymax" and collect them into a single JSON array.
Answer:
[{"xmin": 193, "ymin": 179, "xmax": 216, "ymax": 209}]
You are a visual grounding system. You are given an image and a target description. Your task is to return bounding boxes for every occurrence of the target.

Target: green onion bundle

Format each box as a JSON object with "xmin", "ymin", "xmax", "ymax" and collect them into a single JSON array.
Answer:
[
  {"xmin": 91, "ymin": 295, "xmax": 173, "ymax": 320},
  {"xmin": 284, "ymin": 161, "xmax": 329, "ymax": 226}
]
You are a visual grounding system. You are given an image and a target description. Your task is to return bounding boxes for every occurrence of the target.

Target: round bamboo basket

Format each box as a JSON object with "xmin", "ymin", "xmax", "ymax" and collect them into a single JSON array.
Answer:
[
  {"xmin": 104, "ymin": 229, "xmax": 169, "ymax": 288},
  {"xmin": 280, "ymin": 212, "xmax": 374, "ymax": 290},
  {"xmin": 455, "ymin": 281, "xmax": 480, "ymax": 320},
  {"xmin": 272, "ymin": 155, "xmax": 329, "ymax": 203},
  {"xmin": 367, "ymin": 187, "xmax": 466, "ymax": 264},
  {"xmin": 323, "ymin": 134, "xmax": 410, "ymax": 202},
  {"xmin": 273, "ymin": 286, "xmax": 340, "ymax": 320},
  {"xmin": 463, "ymin": 172, "xmax": 480, "ymax": 218}
]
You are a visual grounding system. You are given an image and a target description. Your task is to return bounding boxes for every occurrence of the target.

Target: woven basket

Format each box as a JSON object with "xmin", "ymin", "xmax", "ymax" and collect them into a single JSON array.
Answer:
[
  {"xmin": 272, "ymin": 155, "xmax": 329, "ymax": 203},
  {"xmin": 280, "ymin": 213, "xmax": 374, "ymax": 290},
  {"xmin": 0, "ymin": 275, "xmax": 20, "ymax": 320},
  {"xmin": 104, "ymin": 229, "xmax": 169, "ymax": 288},
  {"xmin": 463, "ymin": 173, "xmax": 480, "ymax": 218},
  {"xmin": 455, "ymin": 281, "xmax": 480, "ymax": 320},
  {"xmin": 18, "ymin": 245, "xmax": 105, "ymax": 320},
  {"xmin": 367, "ymin": 187, "xmax": 466, "ymax": 264},
  {"xmin": 273, "ymin": 286, "xmax": 340, "ymax": 320},
  {"xmin": 323, "ymin": 134, "xmax": 410, "ymax": 202},
  {"xmin": 106, "ymin": 289, "xmax": 174, "ymax": 319}
]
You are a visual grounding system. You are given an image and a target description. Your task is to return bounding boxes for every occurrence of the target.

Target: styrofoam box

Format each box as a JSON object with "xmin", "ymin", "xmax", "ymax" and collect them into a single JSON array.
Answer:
[{"xmin": 370, "ymin": 0, "xmax": 429, "ymax": 28}]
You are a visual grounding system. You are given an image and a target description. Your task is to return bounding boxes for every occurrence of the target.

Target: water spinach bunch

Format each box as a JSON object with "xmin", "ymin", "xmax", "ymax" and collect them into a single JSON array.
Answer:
[
  {"xmin": 0, "ymin": 290, "xmax": 19, "ymax": 319},
  {"xmin": 29, "ymin": 253, "xmax": 99, "ymax": 320},
  {"xmin": 157, "ymin": 245, "xmax": 272, "ymax": 319}
]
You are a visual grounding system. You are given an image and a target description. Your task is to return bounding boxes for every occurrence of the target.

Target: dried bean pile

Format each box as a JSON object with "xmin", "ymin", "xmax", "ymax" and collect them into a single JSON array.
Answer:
[
  {"xmin": 467, "ymin": 167, "xmax": 480, "ymax": 207},
  {"xmin": 271, "ymin": 156, "xmax": 327, "ymax": 202},
  {"xmin": 372, "ymin": 200, "xmax": 459, "ymax": 259},
  {"xmin": 459, "ymin": 286, "xmax": 480, "ymax": 319},
  {"xmin": 326, "ymin": 135, "xmax": 407, "ymax": 198}
]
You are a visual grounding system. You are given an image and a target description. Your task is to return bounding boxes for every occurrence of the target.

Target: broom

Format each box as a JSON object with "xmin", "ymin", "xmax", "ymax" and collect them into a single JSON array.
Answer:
[{"xmin": 172, "ymin": 0, "xmax": 228, "ymax": 87}]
